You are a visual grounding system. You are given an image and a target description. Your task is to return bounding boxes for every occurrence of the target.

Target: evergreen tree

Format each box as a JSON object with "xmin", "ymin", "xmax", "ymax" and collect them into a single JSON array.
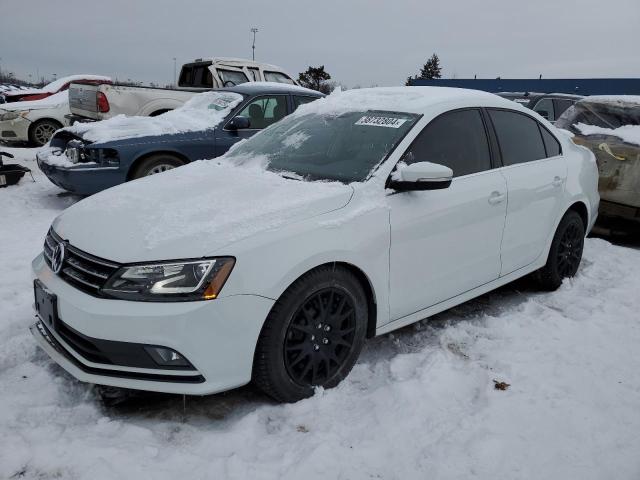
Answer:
[
  {"xmin": 405, "ymin": 53, "xmax": 442, "ymax": 85},
  {"xmin": 419, "ymin": 54, "xmax": 442, "ymax": 79},
  {"xmin": 298, "ymin": 66, "xmax": 333, "ymax": 93}
]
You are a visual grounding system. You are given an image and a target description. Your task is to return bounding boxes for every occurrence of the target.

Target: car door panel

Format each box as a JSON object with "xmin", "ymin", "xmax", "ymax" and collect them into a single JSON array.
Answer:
[
  {"xmin": 488, "ymin": 109, "xmax": 568, "ymax": 275},
  {"xmin": 388, "ymin": 171, "xmax": 507, "ymax": 320},
  {"xmin": 499, "ymin": 158, "xmax": 567, "ymax": 273}
]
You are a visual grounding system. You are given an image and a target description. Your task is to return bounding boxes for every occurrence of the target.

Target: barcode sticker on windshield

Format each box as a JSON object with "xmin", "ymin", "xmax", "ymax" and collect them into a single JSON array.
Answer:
[
  {"xmin": 208, "ymin": 97, "xmax": 235, "ymax": 110},
  {"xmin": 355, "ymin": 116, "xmax": 407, "ymax": 128}
]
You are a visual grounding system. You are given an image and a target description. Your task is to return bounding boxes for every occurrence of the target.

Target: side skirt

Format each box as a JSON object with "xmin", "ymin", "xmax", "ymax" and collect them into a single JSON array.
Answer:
[{"xmin": 375, "ymin": 261, "xmax": 544, "ymax": 336}]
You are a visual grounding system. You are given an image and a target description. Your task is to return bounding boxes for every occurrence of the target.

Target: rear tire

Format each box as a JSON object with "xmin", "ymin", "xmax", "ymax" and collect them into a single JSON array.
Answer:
[
  {"xmin": 130, "ymin": 154, "xmax": 186, "ymax": 179},
  {"xmin": 535, "ymin": 210, "xmax": 585, "ymax": 290},
  {"xmin": 253, "ymin": 265, "xmax": 368, "ymax": 403},
  {"xmin": 29, "ymin": 119, "xmax": 62, "ymax": 146}
]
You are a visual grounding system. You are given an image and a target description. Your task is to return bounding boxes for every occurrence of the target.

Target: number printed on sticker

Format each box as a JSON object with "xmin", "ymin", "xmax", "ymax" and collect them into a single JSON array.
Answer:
[{"xmin": 355, "ymin": 115, "xmax": 407, "ymax": 128}]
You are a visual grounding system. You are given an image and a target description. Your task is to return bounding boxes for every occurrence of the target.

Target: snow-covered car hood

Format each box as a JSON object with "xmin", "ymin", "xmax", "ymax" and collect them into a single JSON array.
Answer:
[
  {"xmin": 0, "ymin": 91, "xmax": 68, "ymax": 112},
  {"xmin": 52, "ymin": 160, "xmax": 354, "ymax": 263},
  {"xmin": 62, "ymin": 91, "xmax": 243, "ymax": 144}
]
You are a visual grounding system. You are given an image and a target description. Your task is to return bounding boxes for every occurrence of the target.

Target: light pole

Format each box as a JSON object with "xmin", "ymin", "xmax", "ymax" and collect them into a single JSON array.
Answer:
[
  {"xmin": 251, "ymin": 28, "xmax": 258, "ymax": 61},
  {"xmin": 173, "ymin": 57, "xmax": 177, "ymax": 86}
]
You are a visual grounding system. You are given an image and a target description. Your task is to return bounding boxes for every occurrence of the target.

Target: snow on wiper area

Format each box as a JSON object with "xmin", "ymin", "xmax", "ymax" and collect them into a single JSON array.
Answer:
[
  {"xmin": 64, "ymin": 91, "xmax": 243, "ymax": 143},
  {"xmin": 2, "ymin": 149, "xmax": 640, "ymax": 478},
  {"xmin": 575, "ymin": 122, "xmax": 640, "ymax": 146}
]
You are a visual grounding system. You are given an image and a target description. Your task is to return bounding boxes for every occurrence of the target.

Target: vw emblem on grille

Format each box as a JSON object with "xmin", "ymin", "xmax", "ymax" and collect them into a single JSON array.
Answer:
[{"xmin": 51, "ymin": 242, "xmax": 66, "ymax": 274}]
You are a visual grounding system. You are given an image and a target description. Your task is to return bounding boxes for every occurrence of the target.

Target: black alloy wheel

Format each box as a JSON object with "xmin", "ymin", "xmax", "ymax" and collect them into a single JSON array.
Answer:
[
  {"xmin": 284, "ymin": 287, "xmax": 357, "ymax": 386},
  {"xmin": 535, "ymin": 210, "xmax": 585, "ymax": 290},
  {"xmin": 253, "ymin": 265, "xmax": 367, "ymax": 402}
]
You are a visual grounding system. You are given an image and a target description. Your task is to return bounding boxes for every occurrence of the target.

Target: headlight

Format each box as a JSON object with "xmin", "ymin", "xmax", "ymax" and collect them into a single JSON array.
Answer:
[
  {"xmin": 102, "ymin": 257, "xmax": 235, "ymax": 302},
  {"xmin": 0, "ymin": 111, "xmax": 27, "ymax": 121}
]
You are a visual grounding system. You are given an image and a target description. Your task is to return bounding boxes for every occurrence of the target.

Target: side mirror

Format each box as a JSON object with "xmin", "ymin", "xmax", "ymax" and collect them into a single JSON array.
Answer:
[
  {"xmin": 227, "ymin": 116, "xmax": 251, "ymax": 131},
  {"xmin": 388, "ymin": 161, "xmax": 453, "ymax": 191}
]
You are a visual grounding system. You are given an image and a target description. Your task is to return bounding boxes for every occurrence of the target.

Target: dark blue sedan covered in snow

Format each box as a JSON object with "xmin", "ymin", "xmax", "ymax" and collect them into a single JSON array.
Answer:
[{"xmin": 37, "ymin": 83, "xmax": 323, "ymax": 195}]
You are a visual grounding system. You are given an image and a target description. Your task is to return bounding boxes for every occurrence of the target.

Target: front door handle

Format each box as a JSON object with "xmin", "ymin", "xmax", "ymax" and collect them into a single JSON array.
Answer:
[
  {"xmin": 488, "ymin": 191, "xmax": 506, "ymax": 205},
  {"xmin": 552, "ymin": 176, "xmax": 564, "ymax": 187}
]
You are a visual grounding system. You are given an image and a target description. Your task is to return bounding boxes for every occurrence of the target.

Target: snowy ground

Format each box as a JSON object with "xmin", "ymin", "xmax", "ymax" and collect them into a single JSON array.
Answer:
[{"xmin": 1, "ymin": 146, "xmax": 639, "ymax": 480}]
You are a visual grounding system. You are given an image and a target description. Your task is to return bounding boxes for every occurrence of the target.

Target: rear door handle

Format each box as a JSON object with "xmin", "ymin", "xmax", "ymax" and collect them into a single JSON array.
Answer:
[
  {"xmin": 552, "ymin": 176, "xmax": 564, "ymax": 187},
  {"xmin": 488, "ymin": 191, "xmax": 506, "ymax": 205}
]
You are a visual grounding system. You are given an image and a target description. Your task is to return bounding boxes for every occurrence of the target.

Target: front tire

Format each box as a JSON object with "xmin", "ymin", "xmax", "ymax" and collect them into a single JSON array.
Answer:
[
  {"xmin": 130, "ymin": 154, "xmax": 185, "ymax": 179},
  {"xmin": 253, "ymin": 265, "xmax": 368, "ymax": 403},
  {"xmin": 29, "ymin": 119, "xmax": 62, "ymax": 146},
  {"xmin": 535, "ymin": 210, "xmax": 585, "ymax": 290}
]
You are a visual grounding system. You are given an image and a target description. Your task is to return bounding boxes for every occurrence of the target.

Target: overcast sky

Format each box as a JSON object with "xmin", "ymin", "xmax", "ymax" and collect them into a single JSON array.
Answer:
[{"xmin": 1, "ymin": 0, "xmax": 639, "ymax": 87}]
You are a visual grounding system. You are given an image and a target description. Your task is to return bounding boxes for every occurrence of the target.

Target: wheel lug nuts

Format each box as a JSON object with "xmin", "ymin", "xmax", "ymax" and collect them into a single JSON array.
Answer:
[
  {"xmin": 316, "ymin": 323, "xmax": 322, "ymax": 329},
  {"xmin": 313, "ymin": 344, "xmax": 320, "ymax": 351},
  {"xmin": 324, "ymin": 325, "xmax": 331, "ymax": 331},
  {"xmin": 311, "ymin": 335, "xmax": 316, "ymax": 341},
  {"xmin": 322, "ymin": 338, "xmax": 329, "ymax": 344}
]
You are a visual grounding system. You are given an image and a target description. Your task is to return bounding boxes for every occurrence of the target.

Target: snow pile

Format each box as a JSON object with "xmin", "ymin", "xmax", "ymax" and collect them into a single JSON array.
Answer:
[
  {"xmin": 575, "ymin": 122, "xmax": 640, "ymax": 146},
  {"xmin": 0, "ymin": 153, "xmax": 639, "ymax": 479},
  {"xmin": 63, "ymin": 91, "xmax": 243, "ymax": 144},
  {"xmin": 53, "ymin": 158, "xmax": 352, "ymax": 262},
  {"xmin": 0, "ymin": 91, "xmax": 69, "ymax": 112}
]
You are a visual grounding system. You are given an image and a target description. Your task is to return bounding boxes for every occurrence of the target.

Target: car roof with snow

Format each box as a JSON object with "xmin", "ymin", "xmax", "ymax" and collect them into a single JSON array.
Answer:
[{"xmin": 294, "ymin": 86, "xmax": 521, "ymax": 117}]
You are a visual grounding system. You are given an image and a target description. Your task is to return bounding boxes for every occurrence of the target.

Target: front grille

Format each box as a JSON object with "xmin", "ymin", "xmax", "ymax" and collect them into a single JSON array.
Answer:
[{"xmin": 44, "ymin": 228, "xmax": 120, "ymax": 296}]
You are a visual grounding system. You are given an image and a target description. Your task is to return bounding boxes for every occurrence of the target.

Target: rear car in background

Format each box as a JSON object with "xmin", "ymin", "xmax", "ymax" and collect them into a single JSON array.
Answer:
[
  {"xmin": 497, "ymin": 92, "xmax": 582, "ymax": 123},
  {"xmin": 556, "ymin": 96, "xmax": 640, "ymax": 221},
  {"xmin": 38, "ymin": 83, "xmax": 323, "ymax": 195},
  {"xmin": 68, "ymin": 58, "xmax": 297, "ymax": 123},
  {"xmin": 0, "ymin": 76, "xmax": 112, "ymax": 146}
]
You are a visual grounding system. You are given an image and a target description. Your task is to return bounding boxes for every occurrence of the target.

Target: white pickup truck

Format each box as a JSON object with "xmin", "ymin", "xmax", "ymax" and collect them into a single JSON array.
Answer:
[{"xmin": 68, "ymin": 57, "xmax": 297, "ymax": 122}]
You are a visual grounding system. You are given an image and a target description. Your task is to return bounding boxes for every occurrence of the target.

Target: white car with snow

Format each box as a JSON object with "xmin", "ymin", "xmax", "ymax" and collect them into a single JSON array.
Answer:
[
  {"xmin": 68, "ymin": 58, "xmax": 296, "ymax": 122},
  {"xmin": 0, "ymin": 75, "xmax": 111, "ymax": 146},
  {"xmin": 31, "ymin": 87, "xmax": 599, "ymax": 402}
]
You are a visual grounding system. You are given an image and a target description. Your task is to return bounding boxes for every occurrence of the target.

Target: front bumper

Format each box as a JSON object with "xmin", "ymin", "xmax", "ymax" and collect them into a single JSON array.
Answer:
[
  {"xmin": 0, "ymin": 116, "xmax": 30, "ymax": 142},
  {"xmin": 31, "ymin": 253, "xmax": 274, "ymax": 395},
  {"xmin": 36, "ymin": 153, "xmax": 126, "ymax": 195}
]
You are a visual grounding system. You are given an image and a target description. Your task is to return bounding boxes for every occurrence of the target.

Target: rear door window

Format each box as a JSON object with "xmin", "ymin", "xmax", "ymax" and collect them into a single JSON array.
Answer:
[
  {"xmin": 217, "ymin": 69, "xmax": 249, "ymax": 87},
  {"xmin": 489, "ymin": 110, "xmax": 547, "ymax": 165},
  {"xmin": 293, "ymin": 96, "xmax": 319, "ymax": 110},
  {"xmin": 235, "ymin": 95, "xmax": 288, "ymax": 129},
  {"xmin": 533, "ymin": 98, "xmax": 555, "ymax": 121},
  {"xmin": 553, "ymin": 99, "xmax": 575, "ymax": 119},
  {"xmin": 402, "ymin": 109, "xmax": 492, "ymax": 177},
  {"xmin": 264, "ymin": 71, "xmax": 295, "ymax": 84}
]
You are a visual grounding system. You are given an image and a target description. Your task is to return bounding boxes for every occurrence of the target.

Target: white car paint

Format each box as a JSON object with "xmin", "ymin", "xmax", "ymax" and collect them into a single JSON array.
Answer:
[
  {"xmin": 31, "ymin": 87, "xmax": 600, "ymax": 396},
  {"xmin": 0, "ymin": 91, "xmax": 71, "ymax": 144}
]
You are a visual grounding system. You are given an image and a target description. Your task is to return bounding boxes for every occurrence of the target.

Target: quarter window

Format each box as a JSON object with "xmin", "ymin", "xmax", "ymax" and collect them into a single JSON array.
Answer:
[
  {"xmin": 489, "ymin": 110, "xmax": 547, "ymax": 165},
  {"xmin": 235, "ymin": 96, "xmax": 288, "ymax": 129},
  {"xmin": 402, "ymin": 109, "xmax": 492, "ymax": 177},
  {"xmin": 540, "ymin": 126, "xmax": 561, "ymax": 157}
]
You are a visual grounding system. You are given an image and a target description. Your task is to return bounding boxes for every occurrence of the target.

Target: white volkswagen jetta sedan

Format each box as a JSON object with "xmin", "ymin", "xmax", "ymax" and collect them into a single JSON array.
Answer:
[{"xmin": 31, "ymin": 87, "xmax": 599, "ymax": 402}]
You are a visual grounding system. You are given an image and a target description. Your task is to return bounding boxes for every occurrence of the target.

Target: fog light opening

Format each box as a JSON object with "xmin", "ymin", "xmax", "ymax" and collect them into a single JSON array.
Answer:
[{"xmin": 144, "ymin": 346, "xmax": 191, "ymax": 367}]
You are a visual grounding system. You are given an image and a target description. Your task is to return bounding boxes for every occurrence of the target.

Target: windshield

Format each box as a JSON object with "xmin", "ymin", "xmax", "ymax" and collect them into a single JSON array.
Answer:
[
  {"xmin": 225, "ymin": 110, "xmax": 419, "ymax": 182},
  {"xmin": 556, "ymin": 101, "xmax": 640, "ymax": 132}
]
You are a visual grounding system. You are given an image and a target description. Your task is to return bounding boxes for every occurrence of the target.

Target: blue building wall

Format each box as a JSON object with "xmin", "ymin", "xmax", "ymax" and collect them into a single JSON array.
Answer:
[{"xmin": 408, "ymin": 78, "xmax": 640, "ymax": 95}]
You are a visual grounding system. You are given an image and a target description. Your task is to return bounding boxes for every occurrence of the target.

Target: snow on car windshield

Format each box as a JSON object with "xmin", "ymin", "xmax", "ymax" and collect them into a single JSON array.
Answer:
[
  {"xmin": 226, "ymin": 110, "xmax": 419, "ymax": 182},
  {"xmin": 64, "ymin": 91, "xmax": 244, "ymax": 143}
]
